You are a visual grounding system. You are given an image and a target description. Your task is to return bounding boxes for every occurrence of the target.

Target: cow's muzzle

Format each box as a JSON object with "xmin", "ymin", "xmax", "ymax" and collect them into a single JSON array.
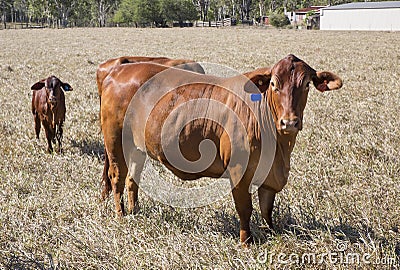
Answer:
[
  {"xmin": 49, "ymin": 96, "xmax": 57, "ymax": 105},
  {"xmin": 279, "ymin": 118, "xmax": 299, "ymax": 134}
]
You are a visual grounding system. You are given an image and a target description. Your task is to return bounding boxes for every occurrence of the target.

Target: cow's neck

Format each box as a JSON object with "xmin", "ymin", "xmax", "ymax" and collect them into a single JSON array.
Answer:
[
  {"xmin": 276, "ymin": 132, "xmax": 297, "ymax": 169},
  {"xmin": 261, "ymin": 91, "xmax": 298, "ymax": 191},
  {"xmin": 262, "ymin": 132, "xmax": 297, "ymax": 192}
]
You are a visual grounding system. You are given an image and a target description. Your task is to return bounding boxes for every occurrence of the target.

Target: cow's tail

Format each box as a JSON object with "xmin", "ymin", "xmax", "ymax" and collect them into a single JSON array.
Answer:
[{"xmin": 101, "ymin": 149, "xmax": 112, "ymax": 200}]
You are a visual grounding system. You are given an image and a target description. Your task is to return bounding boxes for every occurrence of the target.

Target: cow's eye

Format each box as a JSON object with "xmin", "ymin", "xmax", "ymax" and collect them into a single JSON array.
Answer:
[{"xmin": 270, "ymin": 81, "xmax": 279, "ymax": 92}]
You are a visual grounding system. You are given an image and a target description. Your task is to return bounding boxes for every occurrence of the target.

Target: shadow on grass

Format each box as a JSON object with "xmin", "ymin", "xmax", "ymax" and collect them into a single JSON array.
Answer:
[
  {"xmin": 70, "ymin": 139, "xmax": 105, "ymax": 161},
  {"xmin": 123, "ymin": 196, "xmax": 368, "ymax": 245},
  {"xmin": 3, "ymin": 253, "xmax": 63, "ymax": 270},
  {"xmin": 214, "ymin": 210, "xmax": 240, "ymax": 239},
  {"xmin": 215, "ymin": 203, "xmax": 389, "ymax": 247},
  {"xmin": 253, "ymin": 204, "xmax": 393, "ymax": 248}
]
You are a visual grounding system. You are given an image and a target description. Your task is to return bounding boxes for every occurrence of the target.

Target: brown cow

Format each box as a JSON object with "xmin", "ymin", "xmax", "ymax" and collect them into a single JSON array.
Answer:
[
  {"xmin": 101, "ymin": 55, "xmax": 342, "ymax": 245},
  {"xmin": 31, "ymin": 76, "xmax": 72, "ymax": 153},
  {"xmin": 99, "ymin": 58, "xmax": 205, "ymax": 199},
  {"xmin": 96, "ymin": 56, "xmax": 205, "ymax": 99}
]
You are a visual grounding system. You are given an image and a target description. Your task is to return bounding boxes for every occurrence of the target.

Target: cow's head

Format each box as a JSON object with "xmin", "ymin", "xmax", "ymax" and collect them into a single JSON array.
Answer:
[
  {"xmin": 246, "ymin": 55, "xmax": 342, "ymax": 135},
  {"xmin": 31, "ymin": 76, "xmax": 73, "ymax": 107}
]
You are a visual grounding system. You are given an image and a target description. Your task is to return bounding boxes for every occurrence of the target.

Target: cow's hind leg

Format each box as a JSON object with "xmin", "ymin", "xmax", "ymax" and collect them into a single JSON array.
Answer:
[
  {"xmin": 34, "ymin": 113, "xmax": 41, "ymax": 141},
  {"xmin": 108, "ymin": 158, "xmax": 127, "ymax": 217},
  {"xmin": 105, "ymin": 136, "xmax": 129, "ymax": 217},
  {"xmin": 126, "ymin": 150, "xmax": 146, "ymax": 214},
  {"xmin": 258, "ymin": 186, "xmax": 276, "ymax": 230},
  {"xmin": 101, "ymin": 150, "xmax": 112, "ymax": 200}
]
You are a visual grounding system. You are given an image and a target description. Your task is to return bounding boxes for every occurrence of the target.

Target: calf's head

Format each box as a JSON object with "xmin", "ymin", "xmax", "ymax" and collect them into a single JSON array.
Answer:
[
  {"xmin": 246, "ymin": 54, "xmax": 342, "ymax": 135},
  {"xmin": 31, "ymin": 76, "xmax": 72, "ymax": 107}
]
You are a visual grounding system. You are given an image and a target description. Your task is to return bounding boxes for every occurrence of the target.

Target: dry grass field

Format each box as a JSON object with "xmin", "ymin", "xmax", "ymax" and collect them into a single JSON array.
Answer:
[{"xmin": 0, "ymin": 27, "xmax": 399, "ymax": 269}]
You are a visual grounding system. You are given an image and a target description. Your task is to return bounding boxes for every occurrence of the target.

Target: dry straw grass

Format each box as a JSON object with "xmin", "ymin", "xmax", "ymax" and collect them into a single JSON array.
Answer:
[{"xmin": 0, "ymin": 27, "xmax": 399, "ymax": 269}]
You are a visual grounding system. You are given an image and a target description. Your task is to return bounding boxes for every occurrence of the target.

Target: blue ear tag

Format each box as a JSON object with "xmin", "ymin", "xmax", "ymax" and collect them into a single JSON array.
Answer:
[{"xmin": 250, "ymin": 93, "xmax": 262, "ymax": 102}]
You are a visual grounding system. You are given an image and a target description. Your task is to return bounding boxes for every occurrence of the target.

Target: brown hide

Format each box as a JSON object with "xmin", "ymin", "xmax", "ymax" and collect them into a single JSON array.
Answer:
[
  {"xmin": 31, "ymin": 76, "xmax": 72, "ymax": 153},
  {"xmin": 100, "ymin": 59, "xmax": 205, "ymax": 201},
  {"xmin": 96, "ymin": 56, "xmax": 205, "ymax": 98},
  {"xmin": 101, "ymin": 55, "xmax": 342, "ymax": 245}
]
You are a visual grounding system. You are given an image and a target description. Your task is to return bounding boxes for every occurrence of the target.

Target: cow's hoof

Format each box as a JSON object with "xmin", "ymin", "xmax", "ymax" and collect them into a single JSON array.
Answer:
[{"xmin": 240, "ymin": 230, "xmax": 253, "ymax": 248}]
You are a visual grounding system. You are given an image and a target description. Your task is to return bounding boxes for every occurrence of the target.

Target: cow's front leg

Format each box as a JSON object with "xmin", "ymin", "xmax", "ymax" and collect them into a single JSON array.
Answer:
[
  {"xmin": 258, "ymin": 186, "xmax": 276, "ymax": 230},
  {"xmin": 232, "ymin": 184, "xmax": 253, "ymax": 246}
]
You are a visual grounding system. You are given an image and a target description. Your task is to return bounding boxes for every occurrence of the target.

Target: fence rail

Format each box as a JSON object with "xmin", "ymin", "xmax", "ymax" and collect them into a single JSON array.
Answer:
[{"xmin": 195, "ymin": 18, "xmax": 232, "ymax": 27}]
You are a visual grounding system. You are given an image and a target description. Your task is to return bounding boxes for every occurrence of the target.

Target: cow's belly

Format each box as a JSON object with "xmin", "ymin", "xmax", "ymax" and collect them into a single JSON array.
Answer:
[{"xmin": 145, "ymin": 127, "xmax": 226, "ymax": 180}]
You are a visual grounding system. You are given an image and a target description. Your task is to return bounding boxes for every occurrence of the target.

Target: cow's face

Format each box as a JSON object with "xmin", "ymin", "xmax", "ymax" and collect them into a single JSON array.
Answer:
[
  {"xmin": 31, "ymin": 76, "xmax": 73, "ymax": 107},
  {"xmin": 46, "ymin": 76, "xmax": 63, "ymax": 107},
  {"xmin": 267, "ymin": 54, "xmax": 342, "ymax": 135}
]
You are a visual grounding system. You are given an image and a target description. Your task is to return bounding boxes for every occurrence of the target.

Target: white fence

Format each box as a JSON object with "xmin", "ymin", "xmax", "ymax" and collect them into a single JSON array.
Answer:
[{"xmin": 195, "ymin": 18, "xmax": 232, "ymax": 27}]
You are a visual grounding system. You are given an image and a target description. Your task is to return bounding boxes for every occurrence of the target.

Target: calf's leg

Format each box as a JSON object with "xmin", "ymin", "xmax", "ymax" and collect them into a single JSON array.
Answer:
[
  {"xmin": 43, "ymin": 122, "xmax": 54, "ymax": 153},
  {"xmin": 55, "ymin": 122, "xmax": 63, "ymax": 153}
]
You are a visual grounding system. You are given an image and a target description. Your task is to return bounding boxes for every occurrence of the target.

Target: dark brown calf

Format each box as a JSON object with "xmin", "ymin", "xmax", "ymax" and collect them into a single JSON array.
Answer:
[{"xmin": 31, "ymin": 76, "xmax": 72, "ymax": 153}]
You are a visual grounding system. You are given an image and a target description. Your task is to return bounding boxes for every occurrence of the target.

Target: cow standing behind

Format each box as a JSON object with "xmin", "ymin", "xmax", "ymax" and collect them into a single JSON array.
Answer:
[
  {"xmin": 97, "ymin": 57, "xmax": 205, "ymax": 199},
  {"xmin": 101, "ymin": 55, "xmax": 342, "ymax": 245},
  {"xmin": 31, "ymin": 76, "xmax": 72, "ymax": 153},
  {"xmin": 96, "ymin": 56, "xmax": 205, "ymax": 102}
]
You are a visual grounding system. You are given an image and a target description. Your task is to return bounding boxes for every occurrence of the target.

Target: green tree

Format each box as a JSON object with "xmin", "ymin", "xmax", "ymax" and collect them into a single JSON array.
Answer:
[
  {"xmin": 133, "ymin": 0, "xmax": 164, "ymax": 27},
  {"xmin": 269, "ymin": 12, "xmax": 289, "ymax": 27},
  {"xmin": 91, "ymin": 0, "xmax": 118, "ymax": 27},
  {"xmin": 1, "ymin": 0, "xmax": 14, "ymax": 28},
  {"xmin": 70, "ymin": 0, "xmax": 92, "ymax": 26},
  {"xmin": 113, "ymin": 0, "xmax": 135, "ymax": 25},
  {"xmin": 162, "ymin": 0, "xmax": 197, "ymax": 26}
]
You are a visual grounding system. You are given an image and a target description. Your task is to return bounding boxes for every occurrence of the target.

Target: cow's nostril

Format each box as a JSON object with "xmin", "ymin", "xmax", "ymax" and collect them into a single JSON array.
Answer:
[
  {"xmin": 294, "ymin": 119, "xmax": 299, "ymax": 128},
  {"xmin": 280, "ymin": 118, "xmax": 299, "ymax": 129}
]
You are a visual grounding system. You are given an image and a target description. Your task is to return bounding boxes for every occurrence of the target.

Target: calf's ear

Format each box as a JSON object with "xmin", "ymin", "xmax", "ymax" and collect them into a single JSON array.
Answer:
[
  {"xmin": 244, "ymin": 72, "xmax": 271, "ymax": 94},
  {"xmin": 31, "ymin": 80, "xmax": 46, "ymax": 90},
  {"xmin": 62, "ymin": 83, "xmax": 73, "ymax": 92},
  {"xmin": 312, "ymin": 71, "xmax": 343, "ymax": 92}
]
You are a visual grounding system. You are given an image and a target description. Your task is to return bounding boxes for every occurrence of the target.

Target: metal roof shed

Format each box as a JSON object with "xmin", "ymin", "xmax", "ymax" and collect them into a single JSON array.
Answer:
[{"xmin": 320, "ymin": 1, "xmax": 400, "ymax": 31}]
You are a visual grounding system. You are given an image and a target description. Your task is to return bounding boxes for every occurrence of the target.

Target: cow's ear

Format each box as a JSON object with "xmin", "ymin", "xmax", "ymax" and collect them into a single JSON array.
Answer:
[
  {"xmin": 312, "ymin": 71, "xmax": 343, "ymax": 92},
  {"xmin": 244, "ymin": 73, "xmax": 271, "ymax": 93},
  {"xmin": 62, "ymin": 83, "xmax": 73, "ymax": 92},
  {"xmin": 31, "ymin": 80, "xmax": 46, "ymax": 90}
]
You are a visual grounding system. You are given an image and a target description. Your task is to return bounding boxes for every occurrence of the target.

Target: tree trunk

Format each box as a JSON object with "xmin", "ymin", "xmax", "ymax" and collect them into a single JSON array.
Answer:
[{"xmin": 259, "ymin": 0, "xmax": 264, "ymax": 17}]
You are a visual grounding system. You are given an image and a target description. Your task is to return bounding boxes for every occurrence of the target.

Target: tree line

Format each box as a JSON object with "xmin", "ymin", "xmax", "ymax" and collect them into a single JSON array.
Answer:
[{"xmin": 0, "ymin": 0, "xmax": 394, "ymax": 28}]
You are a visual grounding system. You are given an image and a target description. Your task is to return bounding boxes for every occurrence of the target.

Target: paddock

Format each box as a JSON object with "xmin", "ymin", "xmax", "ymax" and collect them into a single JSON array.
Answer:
[{"xmin": 0, "ymin": 27, "xmax": 399, "ymax": 268}]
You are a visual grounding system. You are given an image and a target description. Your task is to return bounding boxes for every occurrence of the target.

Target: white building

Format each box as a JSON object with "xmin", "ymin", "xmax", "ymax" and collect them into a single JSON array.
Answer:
[{"xmin": 320, "ymin": 1, "xmax": 400, "ymax": 31}]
